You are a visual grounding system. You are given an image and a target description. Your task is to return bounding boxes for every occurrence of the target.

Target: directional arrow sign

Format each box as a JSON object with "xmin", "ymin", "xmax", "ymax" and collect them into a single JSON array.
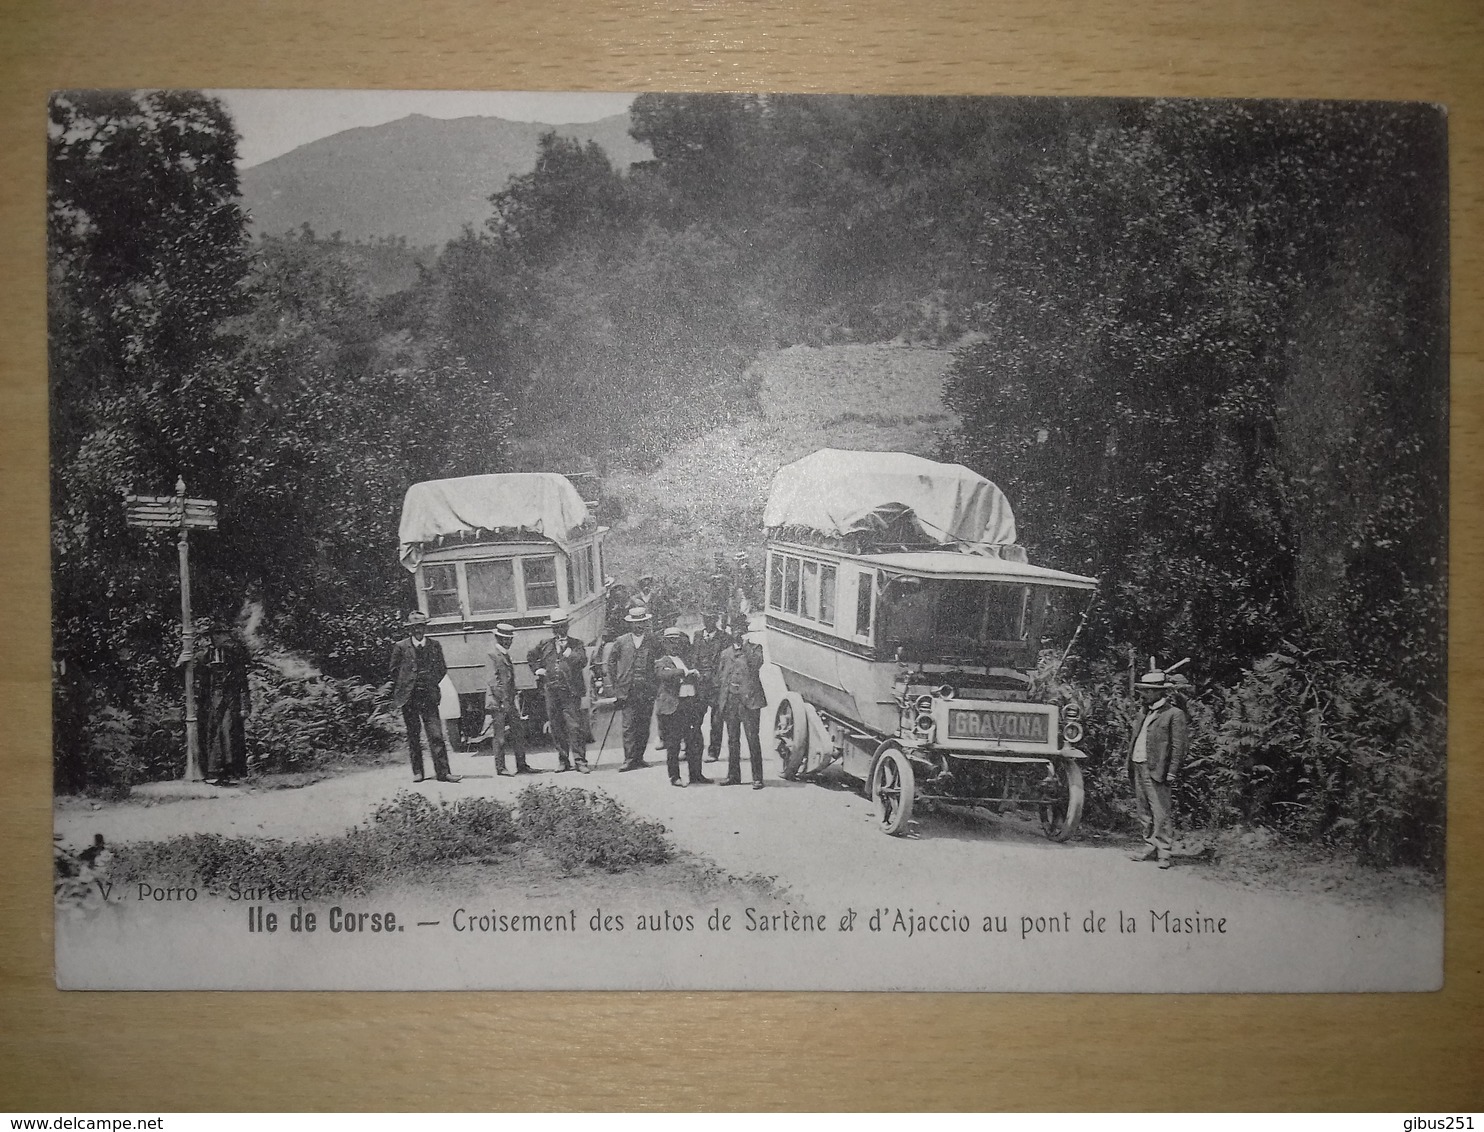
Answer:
[{"xmin": 124, "ymin": 495, "xmax": 218, "ymax": 530}]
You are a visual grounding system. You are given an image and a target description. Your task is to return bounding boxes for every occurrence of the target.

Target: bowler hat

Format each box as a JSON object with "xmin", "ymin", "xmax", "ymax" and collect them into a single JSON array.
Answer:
[{"xmin": 406, "ymin": 610, "xmax": 430, "ymax": 626}]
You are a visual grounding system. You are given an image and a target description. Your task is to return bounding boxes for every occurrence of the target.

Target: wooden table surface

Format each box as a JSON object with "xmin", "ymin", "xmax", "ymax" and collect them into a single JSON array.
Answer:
[{"xmin": 2, "ymin": 0, "xmax": 1480, "ymax": 1112}]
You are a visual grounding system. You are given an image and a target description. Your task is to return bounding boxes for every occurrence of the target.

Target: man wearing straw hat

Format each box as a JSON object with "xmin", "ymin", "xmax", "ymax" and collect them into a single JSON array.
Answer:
[
  {"xmin": 483, "ymin": 622, "xmax": 536, "ymax": 777},
  {"xmin": 386, "ymin": 611, "xmax": 460, "ymax": 783},
  {"xmin": 530, "ymin": 610, "xmax": 590, "ymax": 773},
  {"xmin": 607, "ymin": 605, "xmax": 660, "ymax": 771},
  {"xmin": 1127, "ymin": 668, "xmax": 1189, "ymax": 868}
]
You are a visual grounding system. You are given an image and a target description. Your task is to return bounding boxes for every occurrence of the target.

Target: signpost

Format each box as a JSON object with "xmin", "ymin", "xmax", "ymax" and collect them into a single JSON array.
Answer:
[{"xmin": 124, "ymin": 478, "xmax": 218, "ymax": 782}]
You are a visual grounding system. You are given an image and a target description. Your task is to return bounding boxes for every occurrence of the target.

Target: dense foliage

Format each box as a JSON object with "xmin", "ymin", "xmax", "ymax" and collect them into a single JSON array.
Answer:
[{"xmin": 49, "ymin": 93, "xmax": 513, "ymax": 785}]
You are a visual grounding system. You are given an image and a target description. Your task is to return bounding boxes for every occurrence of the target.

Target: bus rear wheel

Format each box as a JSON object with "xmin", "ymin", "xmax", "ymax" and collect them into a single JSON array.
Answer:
[{"xmin": 773, "ymin": 693, "xmax": 809, "ymax": 780}]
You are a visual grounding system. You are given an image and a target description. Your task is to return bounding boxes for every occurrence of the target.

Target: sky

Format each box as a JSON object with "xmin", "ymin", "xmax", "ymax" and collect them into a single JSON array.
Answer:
[{"xmin": 209, "ymin": 90, "xmax": 637, "ymax": 167}]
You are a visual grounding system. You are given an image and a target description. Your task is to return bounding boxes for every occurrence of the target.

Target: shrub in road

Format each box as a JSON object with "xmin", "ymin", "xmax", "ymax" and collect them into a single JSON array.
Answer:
[
  {"xmin": 110, "ymin": 786, "xmax": 670, "ymax": 896},
  {"xmin": 515, "ymin": 785, "xmax": 671, "ymax": 874}
]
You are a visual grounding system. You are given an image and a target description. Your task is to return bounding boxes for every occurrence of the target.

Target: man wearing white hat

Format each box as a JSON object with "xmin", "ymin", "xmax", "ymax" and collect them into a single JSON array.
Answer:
[
  {"xmin": 484, "ymin": 622, "xmax": 535, "ymax": 777},
  {"xmin": 386, "ymin": 611, "xmax": 460, "ymax": 783},
  {"xmin": 530, "ymin": 610, "xmax": 589, "ymax": 773},
  {"xmin": 1126, "ymin": 669, "xmax": 1189, "ymax": 868},
  {"xmin": 606, "ymin": 605, "xmax": 659, "ymax": 771}
]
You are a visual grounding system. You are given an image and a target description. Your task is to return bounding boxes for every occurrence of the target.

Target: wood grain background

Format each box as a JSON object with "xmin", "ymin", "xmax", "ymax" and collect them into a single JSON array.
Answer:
[{"xmin": 2, "ymin": 0, "xmax": 1480, "ymax": 1112}]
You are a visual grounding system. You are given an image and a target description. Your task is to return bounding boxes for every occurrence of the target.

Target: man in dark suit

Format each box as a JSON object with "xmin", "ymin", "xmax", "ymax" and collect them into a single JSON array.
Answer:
[
  {"xmin": 717, "ymin": 618, "xmax": 768, "ymax": 789},
  {"xmin": 607, "ymin": 605, "xmax": 659, "ymax": 771},
  {"xmin": 483, "ymin": 622, "xmax": 535, "ymax": 776},
  {"xmin": 201, "ymin": 622, "xmax": 251, "ymax": 785},
  {"xmin": 690, "ymin": 609, "xmax": 730, "ymax": 763},
  {"xmin": 656, "ymin": 626, "xmax": 710, "ymax": 787},
  {"xmin": 386, "ymin": 611, "xmax": 460, "ymax": 783},
  {"xmin": 529, "ymin": 610, "xmax": 589, "ymax": 773},
  {"xmin": 1126, "ymin": 669, "xmax": 1189, "ymax": 868}
]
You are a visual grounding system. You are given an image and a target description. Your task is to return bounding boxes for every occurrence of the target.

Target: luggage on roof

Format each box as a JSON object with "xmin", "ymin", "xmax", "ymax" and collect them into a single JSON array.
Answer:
[
  {"xmin": 398, "ymin": 473, "xmax": 594, "ymax": 570},
  {"xmin": 763, "ymin": 449, "xmax": 1017, "ymax": 553}
]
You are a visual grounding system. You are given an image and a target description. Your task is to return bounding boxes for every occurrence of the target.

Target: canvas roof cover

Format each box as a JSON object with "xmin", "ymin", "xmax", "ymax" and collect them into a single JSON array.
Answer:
[
  {"xmin": 399, "ymin": 473, "xmax": 593, "ymax": 570},
  {"xmin": 763, "ymin": 449, "xmax": 1017, "ymax": 550}
]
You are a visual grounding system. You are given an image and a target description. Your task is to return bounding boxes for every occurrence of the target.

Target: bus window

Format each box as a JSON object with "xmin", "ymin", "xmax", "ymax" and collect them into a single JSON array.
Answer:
[
  {"xmin": 784, "ymin": 557, "xmax": 801, "ymax": 615},
  {"xmin": 768, "ymin": 553, "xmax": 784, "ymax": 610},
  {"xmin": 522, "ymin": 556, "xmax": 559, "ymax": 610},
  {"xmin": 820, "ymin": 564, "xmax": 837, "ymax": 626},
  {"xmin": 467, "ymin": 560, "xmax": 517, "ymax": 614},
  {"xmin": 801, "ymin": 560, "xmax": 819, "ymax": 619},
  {"xmin": 855, "ymin": 571, "xmax": 873, "ymax": 636},
  {"xmin": 423, "ymin": 563, "xmax": 461, "ymax": 618}
]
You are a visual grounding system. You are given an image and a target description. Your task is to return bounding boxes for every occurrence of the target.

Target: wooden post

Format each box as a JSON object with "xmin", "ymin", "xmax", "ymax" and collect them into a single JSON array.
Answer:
[
  {"xmin": 176, "ymin": 477, "xmax": 203, "ymax": 782},
  {"xmin": 125, "ymin": 478, "xmax": 216, "ymax": 782}
]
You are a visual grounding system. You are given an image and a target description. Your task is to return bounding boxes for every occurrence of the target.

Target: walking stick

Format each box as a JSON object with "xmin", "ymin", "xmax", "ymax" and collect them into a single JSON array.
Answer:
[{"xmin": 591, "ymin": 700, "xmax": 619, "ymax": 769}]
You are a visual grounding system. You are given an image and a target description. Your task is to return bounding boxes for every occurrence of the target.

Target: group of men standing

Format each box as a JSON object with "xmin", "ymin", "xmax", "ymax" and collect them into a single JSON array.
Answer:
[
  {"xmin": 385, "ymin": 587, "xmax": 1191, "ymax": 866},
  {"xmin": 456, "ymin": 596, "xmax": 767, "ymax": 790},
  {"xmin": 479, "ymin": 610, "xmax": 591, "ymax": 775},
  {"xmin": 606, "ymin": 606, "xmax": 767, "ymax": 789}
]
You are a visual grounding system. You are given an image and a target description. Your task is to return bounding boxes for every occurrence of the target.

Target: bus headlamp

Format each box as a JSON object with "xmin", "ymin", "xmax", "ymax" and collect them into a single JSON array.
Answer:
[
  {"xmin": 914, "ymin": 714, "xmax": 936, "ymax": 738},
  {"xmin": 914, "ymin": 694, "xmax": 935, "ymax": 713},
  {"xmin": 1062, "ymin": 719, "xmax": 1085, "ymax": 745},
  {"xmin": 936, "ymin": 684, "xmax": 956, "ymax": 700}
]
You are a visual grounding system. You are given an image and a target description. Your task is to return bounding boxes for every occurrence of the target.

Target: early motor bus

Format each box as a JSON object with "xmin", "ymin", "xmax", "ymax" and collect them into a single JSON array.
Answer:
[
  {"xmin": 762, "ymin": 450, "xmax": 1097, "ymax": 838},
  {"xmin": 398, "ymin": 473, "xmax": 608, "ymax": 745}
]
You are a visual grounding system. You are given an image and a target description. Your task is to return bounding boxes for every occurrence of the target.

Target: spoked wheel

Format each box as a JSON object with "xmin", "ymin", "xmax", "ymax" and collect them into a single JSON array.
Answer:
[
  {"xmin": 773, "ymin": 693, "xmax": 809, "ymax": 780},
  {"xmin": 1038, "ymin": 757, "xmax": 1085, "ymax": 842},
  {"xmin": 869, "ymin": 747, "xmax": 915, "ymax": 836}
]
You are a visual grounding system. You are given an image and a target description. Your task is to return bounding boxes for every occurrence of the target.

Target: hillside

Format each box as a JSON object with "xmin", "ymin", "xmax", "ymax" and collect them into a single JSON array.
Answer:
[
  {"xmin": 240, "ymin": 113, "xmax": 650, "ymax": 247},
  {"xmin": 603, "ymin": 342, "xmax": 962, "ymax": 586}
]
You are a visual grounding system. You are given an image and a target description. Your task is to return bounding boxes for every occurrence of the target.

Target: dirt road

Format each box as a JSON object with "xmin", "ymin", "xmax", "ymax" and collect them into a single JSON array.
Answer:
[{"xmin": 56, "ymin": 680, "xmax": 1441, "ymax": 993}]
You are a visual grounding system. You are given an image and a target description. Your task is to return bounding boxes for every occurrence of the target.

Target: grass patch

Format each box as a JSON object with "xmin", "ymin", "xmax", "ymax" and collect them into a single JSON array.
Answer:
[
  {"xmin": 111, "ymin": 787, "xmax": 671, "ymax": 898},
  {"xmin": 516, "ymin": 784, "xmax": 671, "ymax": 874}
]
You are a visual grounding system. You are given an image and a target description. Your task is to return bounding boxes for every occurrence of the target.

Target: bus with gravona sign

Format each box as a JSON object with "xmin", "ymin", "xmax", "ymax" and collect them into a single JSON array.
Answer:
[{"xmin": 762, "ymin": 449, "xmax": 1098, "ymax": 838}]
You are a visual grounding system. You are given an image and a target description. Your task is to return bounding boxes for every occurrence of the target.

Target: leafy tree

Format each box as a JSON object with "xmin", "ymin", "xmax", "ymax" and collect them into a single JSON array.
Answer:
[
  {"xmin": 49, "ymin": 90, "xmax": 252, "ymax": 700},
  {"xmin": 941, "ymin": 99, "xmax": 1446, "ymax": 694},
  {"xmin": 488, "ymin": 132, "xmax": 631, "ymax": 265},
  {"xmin": 228, "ymin": 229, "xmax": 514, "ymax": 674}
]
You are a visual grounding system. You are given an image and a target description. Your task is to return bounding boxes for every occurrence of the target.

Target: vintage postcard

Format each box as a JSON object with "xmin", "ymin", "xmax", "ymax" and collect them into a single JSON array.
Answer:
[{"xmin": 49, "ymin": 90, "xmax": 1447, "ymax": 990}]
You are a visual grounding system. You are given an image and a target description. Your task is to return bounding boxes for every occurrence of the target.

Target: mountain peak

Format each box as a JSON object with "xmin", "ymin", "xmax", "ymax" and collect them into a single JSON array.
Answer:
[{"xmin": 240, "ymin": 112, "xmax": 648, "ymax": 247}]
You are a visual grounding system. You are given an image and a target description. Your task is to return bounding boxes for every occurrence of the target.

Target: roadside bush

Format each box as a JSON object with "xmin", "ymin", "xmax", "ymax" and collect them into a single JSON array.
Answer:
[
  {"xmin": 516, "ymin": 785, "xmax": 671, "ymax": 873},
  {"xmin": 110, "ymin": 786, "xmax": 674, "ymax": 896},
  {"xmin": 248, "ymin": 655, "xmax": 398, "ymax": 773},
  {"xmin": 367, "ymin": 791, "xmax": 519, "ymax": 863},
  {"xmin": 78, "ymin": 704, "xmax": 142, "ymax": 800},
  {"xmin": 1208, "ymin": 648, "xmax": 1445, "ymax": 870},
  {"xmin": 113, "ymin": 791, "xmax": 520, "ymax": 897},
  {"xmin": 66, "ymin": 691, "xmax": 189, "ymax": 797},
  {"xmin": 1073, "ymin": 643, "xmax": 1445, "ymax": 872}
]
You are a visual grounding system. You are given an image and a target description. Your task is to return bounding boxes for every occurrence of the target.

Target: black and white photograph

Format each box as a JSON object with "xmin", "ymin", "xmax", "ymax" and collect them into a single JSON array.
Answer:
[{"xmin": 48, "ymin": 89, "xmax": 1448, "ymax": 990}]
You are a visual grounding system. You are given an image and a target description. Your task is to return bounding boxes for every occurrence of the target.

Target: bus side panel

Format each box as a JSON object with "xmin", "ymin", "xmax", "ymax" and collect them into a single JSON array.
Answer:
[{"xmin": 765, "ymin": 621, "xmax": 898, "ymax": 736}]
